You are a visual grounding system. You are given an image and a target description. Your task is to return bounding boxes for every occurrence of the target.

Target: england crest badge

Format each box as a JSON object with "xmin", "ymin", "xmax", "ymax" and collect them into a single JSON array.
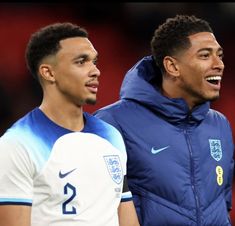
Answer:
[
  {"xmin": 209, "ymin": 139, "xmax": 222, "ymax": 161},
  {"xmin": 104, "ymin": 155, "xmax": 123, "ymax": 184}
]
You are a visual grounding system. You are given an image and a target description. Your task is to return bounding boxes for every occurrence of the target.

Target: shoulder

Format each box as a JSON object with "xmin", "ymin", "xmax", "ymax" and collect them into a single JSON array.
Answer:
[
  {"xmin": 0, "ymin": 109, "xmax": 34, "ymax": 145},
  {"xmin": 0, "ymin": 108, "xmax": 66, "ymax": 166},
  {"xmin": 208, "ymin": 109, "xmax": 230, "ymax": 124},
  {"xmin": 0, "ymin": 108, "xmax": 43, "ymax": 163},
  {"xmin": 207, "ymin": 109, "xmax": 233, "ymax": 133},
  {"xmin": 94, "ymin": 100, "xmax": 123, "ymax": 116},
  {"xmin": 0, "ymin": 126, "xmax": 33, "ymax": 170},
  {"xmin": 94, "ymin": 99, "xmax": 137, "ymax": 131},
  {"xmin": 94, "ymin": 99, "xmax": 136, "ymax": 114},
  {"xmin": 0, "ymin": 108, "xmax": 53, "ymax": 150},
  {"xmin": 84, "ymin": 112, "xmax": 126, "ymax": 153}
]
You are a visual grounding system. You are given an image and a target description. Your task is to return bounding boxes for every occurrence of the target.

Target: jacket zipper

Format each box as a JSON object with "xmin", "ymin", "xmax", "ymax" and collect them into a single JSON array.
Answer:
[{"xmin": 183, "ymin": 118, "xmax": 201, "ymax": 226}]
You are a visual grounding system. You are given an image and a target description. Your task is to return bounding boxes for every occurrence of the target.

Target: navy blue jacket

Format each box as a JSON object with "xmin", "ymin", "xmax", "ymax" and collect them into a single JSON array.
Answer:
[{"xmin": 94, "ymin": 56, "xmax": 234, "ymax": 226}]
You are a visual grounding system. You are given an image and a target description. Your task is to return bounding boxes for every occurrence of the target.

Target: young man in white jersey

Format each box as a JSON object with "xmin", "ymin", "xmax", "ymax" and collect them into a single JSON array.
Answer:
[{"xmin": 0, "ymin": 22, "xmax": 140, "ymax": 226}]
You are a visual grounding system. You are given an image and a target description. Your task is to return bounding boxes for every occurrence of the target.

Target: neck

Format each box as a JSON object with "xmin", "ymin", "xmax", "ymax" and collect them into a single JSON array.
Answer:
[
  {"xmin": 39, "ymin": 97, "xmax": 85, "ymax": 132},
  {"xmin": 161, "ymin": 77, "xmax": 195, "ymax": 110}
]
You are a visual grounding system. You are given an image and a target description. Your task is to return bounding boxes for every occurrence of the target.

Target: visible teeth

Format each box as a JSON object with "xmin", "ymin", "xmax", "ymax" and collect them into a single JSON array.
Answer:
[{"xmin": 206, "ymin": 76, "xmax": 221, "ymax": 81}]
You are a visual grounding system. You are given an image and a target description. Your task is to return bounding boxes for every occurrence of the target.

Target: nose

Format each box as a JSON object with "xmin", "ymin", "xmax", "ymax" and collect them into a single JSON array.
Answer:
[
  {"xmin": 212, "ymin": 56, "xmax": 224, "ymax": 71},
  {"xmin": 89, "ymin": 64, "xmax": 101, "ymax": 77}
]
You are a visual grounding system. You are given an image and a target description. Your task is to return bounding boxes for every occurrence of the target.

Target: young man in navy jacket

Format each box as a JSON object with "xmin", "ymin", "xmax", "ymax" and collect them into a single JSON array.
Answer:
[{"xmin": 94, "ymin": 15, "xmax": 234, "ymax": 225}]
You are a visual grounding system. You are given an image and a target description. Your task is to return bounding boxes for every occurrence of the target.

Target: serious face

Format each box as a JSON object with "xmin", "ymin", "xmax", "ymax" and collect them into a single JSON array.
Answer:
[
  {"xmin": 50, "ymin": 37, "xmax": 100, "ymax": 106},
  {"xmin": 174, "ymin": 32, "xmax": 224, "ymax": 108}
]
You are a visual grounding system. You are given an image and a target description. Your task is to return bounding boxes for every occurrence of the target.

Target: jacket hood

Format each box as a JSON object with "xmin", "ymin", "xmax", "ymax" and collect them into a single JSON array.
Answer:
[{"xmin": 120, "ymin": 55, "xmax": 210, "ymax": 123}]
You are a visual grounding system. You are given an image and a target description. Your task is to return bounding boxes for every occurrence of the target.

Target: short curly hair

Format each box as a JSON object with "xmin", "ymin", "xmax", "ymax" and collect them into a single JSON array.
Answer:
[
  {"xmin": 151, "ymin": 15, "xmax": 213, "ymax": 72},
  {"xmin": 25, "ymin": 22, "xmax": 88, "ymax": 81}
]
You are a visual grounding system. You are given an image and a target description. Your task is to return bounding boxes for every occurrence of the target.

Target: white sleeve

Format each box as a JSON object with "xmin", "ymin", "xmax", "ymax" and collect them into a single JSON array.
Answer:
[{"xmin": 0, "ymin": 137, "xmax": 34, "ymax": 205}]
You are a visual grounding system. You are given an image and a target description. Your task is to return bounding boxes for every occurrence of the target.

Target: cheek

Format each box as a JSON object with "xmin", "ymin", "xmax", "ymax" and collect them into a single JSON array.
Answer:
[
  {"xmin": 57, "ymin": 73, "xmax": 84, "ymax": 94},
  {"xmin": 56, "ymin": 65, "xmax": 87, "ymax": 91},
  {"xmin": 69, "ymin": 78, "xmax": 84, "ymax": 93},
  {"xmin": 63, "ymin": 68, "xmax": 84, "ymax": 85},
  {"xmin": 182, "ymin": 64, "xmax": 205, "ymax": 83}
]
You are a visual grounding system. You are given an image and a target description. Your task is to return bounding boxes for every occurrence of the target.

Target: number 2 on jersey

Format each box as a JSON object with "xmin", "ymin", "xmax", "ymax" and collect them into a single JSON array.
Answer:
[{"xmin": 62, "ymin": 183, "xmax": 77, "ymax": 214}]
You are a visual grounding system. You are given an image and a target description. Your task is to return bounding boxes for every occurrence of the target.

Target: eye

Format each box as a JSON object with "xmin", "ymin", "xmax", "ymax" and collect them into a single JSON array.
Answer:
[
  {"xmin": 199, "ymin": 53, "xmax": 210, "ymax": 59},
  {"xmin": 218, "ymin": 53, "xmax": 224, "ymax": 60},
  {"xmin": 93, "ymin": 59, "xmax": 98, "ymax": 65},
  {"xmin": 75, "ymin": 58, "xmax": 86, "ymax": 65}
]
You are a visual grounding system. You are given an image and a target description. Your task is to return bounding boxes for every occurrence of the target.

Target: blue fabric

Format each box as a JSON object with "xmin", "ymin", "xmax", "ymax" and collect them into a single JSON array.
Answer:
[
  {"xmin": 5, "ymin": 108, "xmax": 126, "ymax": 174},
  {"xmin": 94, "ymin": 56, "xmax": 234, "ymax": 226}
]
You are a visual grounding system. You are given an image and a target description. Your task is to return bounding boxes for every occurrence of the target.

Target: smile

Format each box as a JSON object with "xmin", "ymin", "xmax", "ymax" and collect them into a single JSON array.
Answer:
[{"xmin": 205, "ymin": 76, "xmax": 221, "ymax": 85}]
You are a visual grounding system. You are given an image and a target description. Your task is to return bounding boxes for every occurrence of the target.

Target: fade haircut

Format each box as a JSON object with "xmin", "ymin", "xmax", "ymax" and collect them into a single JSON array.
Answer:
[
  {"xmin": 25, "ymin": 22, "xmax": 88, "ymax": 81},
  {"xmin": 151, "ymin": 15, "xmax": 213, "ymax": 72}
]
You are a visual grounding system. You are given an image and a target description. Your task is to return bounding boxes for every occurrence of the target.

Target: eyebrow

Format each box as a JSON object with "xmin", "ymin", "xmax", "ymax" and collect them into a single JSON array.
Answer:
[
  {"xmin": 197, "ymin": 47, "xmax": 223, "ymax": 53},
  {"xmin": 72, "ymin": 53, "xmax": 98, "ymax": 61}
]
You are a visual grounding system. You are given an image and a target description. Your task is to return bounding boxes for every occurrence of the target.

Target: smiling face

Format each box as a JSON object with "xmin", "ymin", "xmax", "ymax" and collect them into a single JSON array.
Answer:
[
  {"xmin": 169, "ymin": 32, "xmax": 224, "ymax": 108},
  {"xmin": 48, "ymin": 37, "xmax": 100, "ymax": 107}
]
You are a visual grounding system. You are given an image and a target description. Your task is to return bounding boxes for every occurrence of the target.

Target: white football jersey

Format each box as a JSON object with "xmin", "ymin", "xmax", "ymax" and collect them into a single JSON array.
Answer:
[{"xmin": 0, "ymin": 108, "xmax": 131, "ymax": 226}]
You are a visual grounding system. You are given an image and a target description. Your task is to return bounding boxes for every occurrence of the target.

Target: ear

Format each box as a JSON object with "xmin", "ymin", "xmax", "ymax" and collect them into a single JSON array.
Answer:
[
  {"xmin": 163, "ymin": 56, "xmax": 180, "ymax": 77},
  {"xmin": 38, "ymin": 64, "xmax": 56, "ymax": 83}
]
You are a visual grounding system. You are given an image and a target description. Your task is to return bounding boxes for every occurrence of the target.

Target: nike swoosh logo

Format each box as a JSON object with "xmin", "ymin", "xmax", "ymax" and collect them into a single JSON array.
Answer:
[
  {"xmin": 151, "ymin": 146, "xmax": 170, "ymax": 154},
  {"xmin": 59, "ymin": 168, "xmax": 77, "ymax": 178}
]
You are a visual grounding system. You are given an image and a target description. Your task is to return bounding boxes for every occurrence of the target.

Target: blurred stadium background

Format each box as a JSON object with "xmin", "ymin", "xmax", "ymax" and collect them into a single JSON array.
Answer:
[{"xmin": 0, "ymin": 3, "xmax": 234, "ymax": 223}]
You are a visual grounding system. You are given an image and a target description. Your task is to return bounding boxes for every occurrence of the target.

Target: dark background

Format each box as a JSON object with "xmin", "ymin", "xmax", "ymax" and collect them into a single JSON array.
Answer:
[{"xmin": 0, "ymin": 3, "xmax": 234, "ymax": 223}]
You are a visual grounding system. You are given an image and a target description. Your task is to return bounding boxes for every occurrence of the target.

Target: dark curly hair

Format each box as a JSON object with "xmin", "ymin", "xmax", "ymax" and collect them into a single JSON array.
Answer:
[
  {"xmin": 151, "ymin": 15, "xmax": 213, "ymax": 72},
  {"xmin": 25, "ymin": 22, "xmax": 88, "ymax": 81}
]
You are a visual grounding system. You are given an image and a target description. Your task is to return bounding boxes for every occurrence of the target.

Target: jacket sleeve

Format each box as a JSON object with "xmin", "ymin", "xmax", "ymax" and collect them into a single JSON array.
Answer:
[
  {"xmin": 224, "ymin": 122, "xmax": 235, "ymax": 212},
  {"xmin": 225, "ymin": 156, "xmax": 234, "ymax": 211}
]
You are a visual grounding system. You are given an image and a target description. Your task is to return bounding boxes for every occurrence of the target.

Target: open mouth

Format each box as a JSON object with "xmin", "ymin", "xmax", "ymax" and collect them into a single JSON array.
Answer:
[{"xmin": 205, "ymin": 76, "xmax": 221, "ymax": 85}]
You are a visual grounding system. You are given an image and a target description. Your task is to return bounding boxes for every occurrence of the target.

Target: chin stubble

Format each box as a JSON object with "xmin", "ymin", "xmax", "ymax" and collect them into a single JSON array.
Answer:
[{"xmin": 85, "ymin": 98, "xmax": 97, "ymax": 105}]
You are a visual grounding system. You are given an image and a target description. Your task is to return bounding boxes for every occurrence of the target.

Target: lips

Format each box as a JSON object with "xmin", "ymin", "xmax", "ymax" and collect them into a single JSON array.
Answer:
[
  {"xmin": 205, "ymin": 75, "xmax": 222, "ymax": 90},
  {"xmin": 205, "ymin": 75, "xmax": 222, "ymax": 85},
  {"xmin": 85, "ymin": 81, "xmax": 99, "ymax": 94}
]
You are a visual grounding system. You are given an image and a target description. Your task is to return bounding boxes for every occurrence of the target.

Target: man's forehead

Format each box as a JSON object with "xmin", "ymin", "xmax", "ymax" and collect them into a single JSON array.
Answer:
[{"xmin": 188, "ymin": 32, "xmax": 222, "ymax": 51}]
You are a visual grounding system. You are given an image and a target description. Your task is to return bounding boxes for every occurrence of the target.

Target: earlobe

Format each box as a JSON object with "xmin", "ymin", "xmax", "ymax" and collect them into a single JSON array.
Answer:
[
  {"xmin": 163, "ymin": 56, "xmax": 180, "ymax": 77},
  {"xmin": 39, "ymin": 64, "xmax": 55, "ymax": 83}
]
